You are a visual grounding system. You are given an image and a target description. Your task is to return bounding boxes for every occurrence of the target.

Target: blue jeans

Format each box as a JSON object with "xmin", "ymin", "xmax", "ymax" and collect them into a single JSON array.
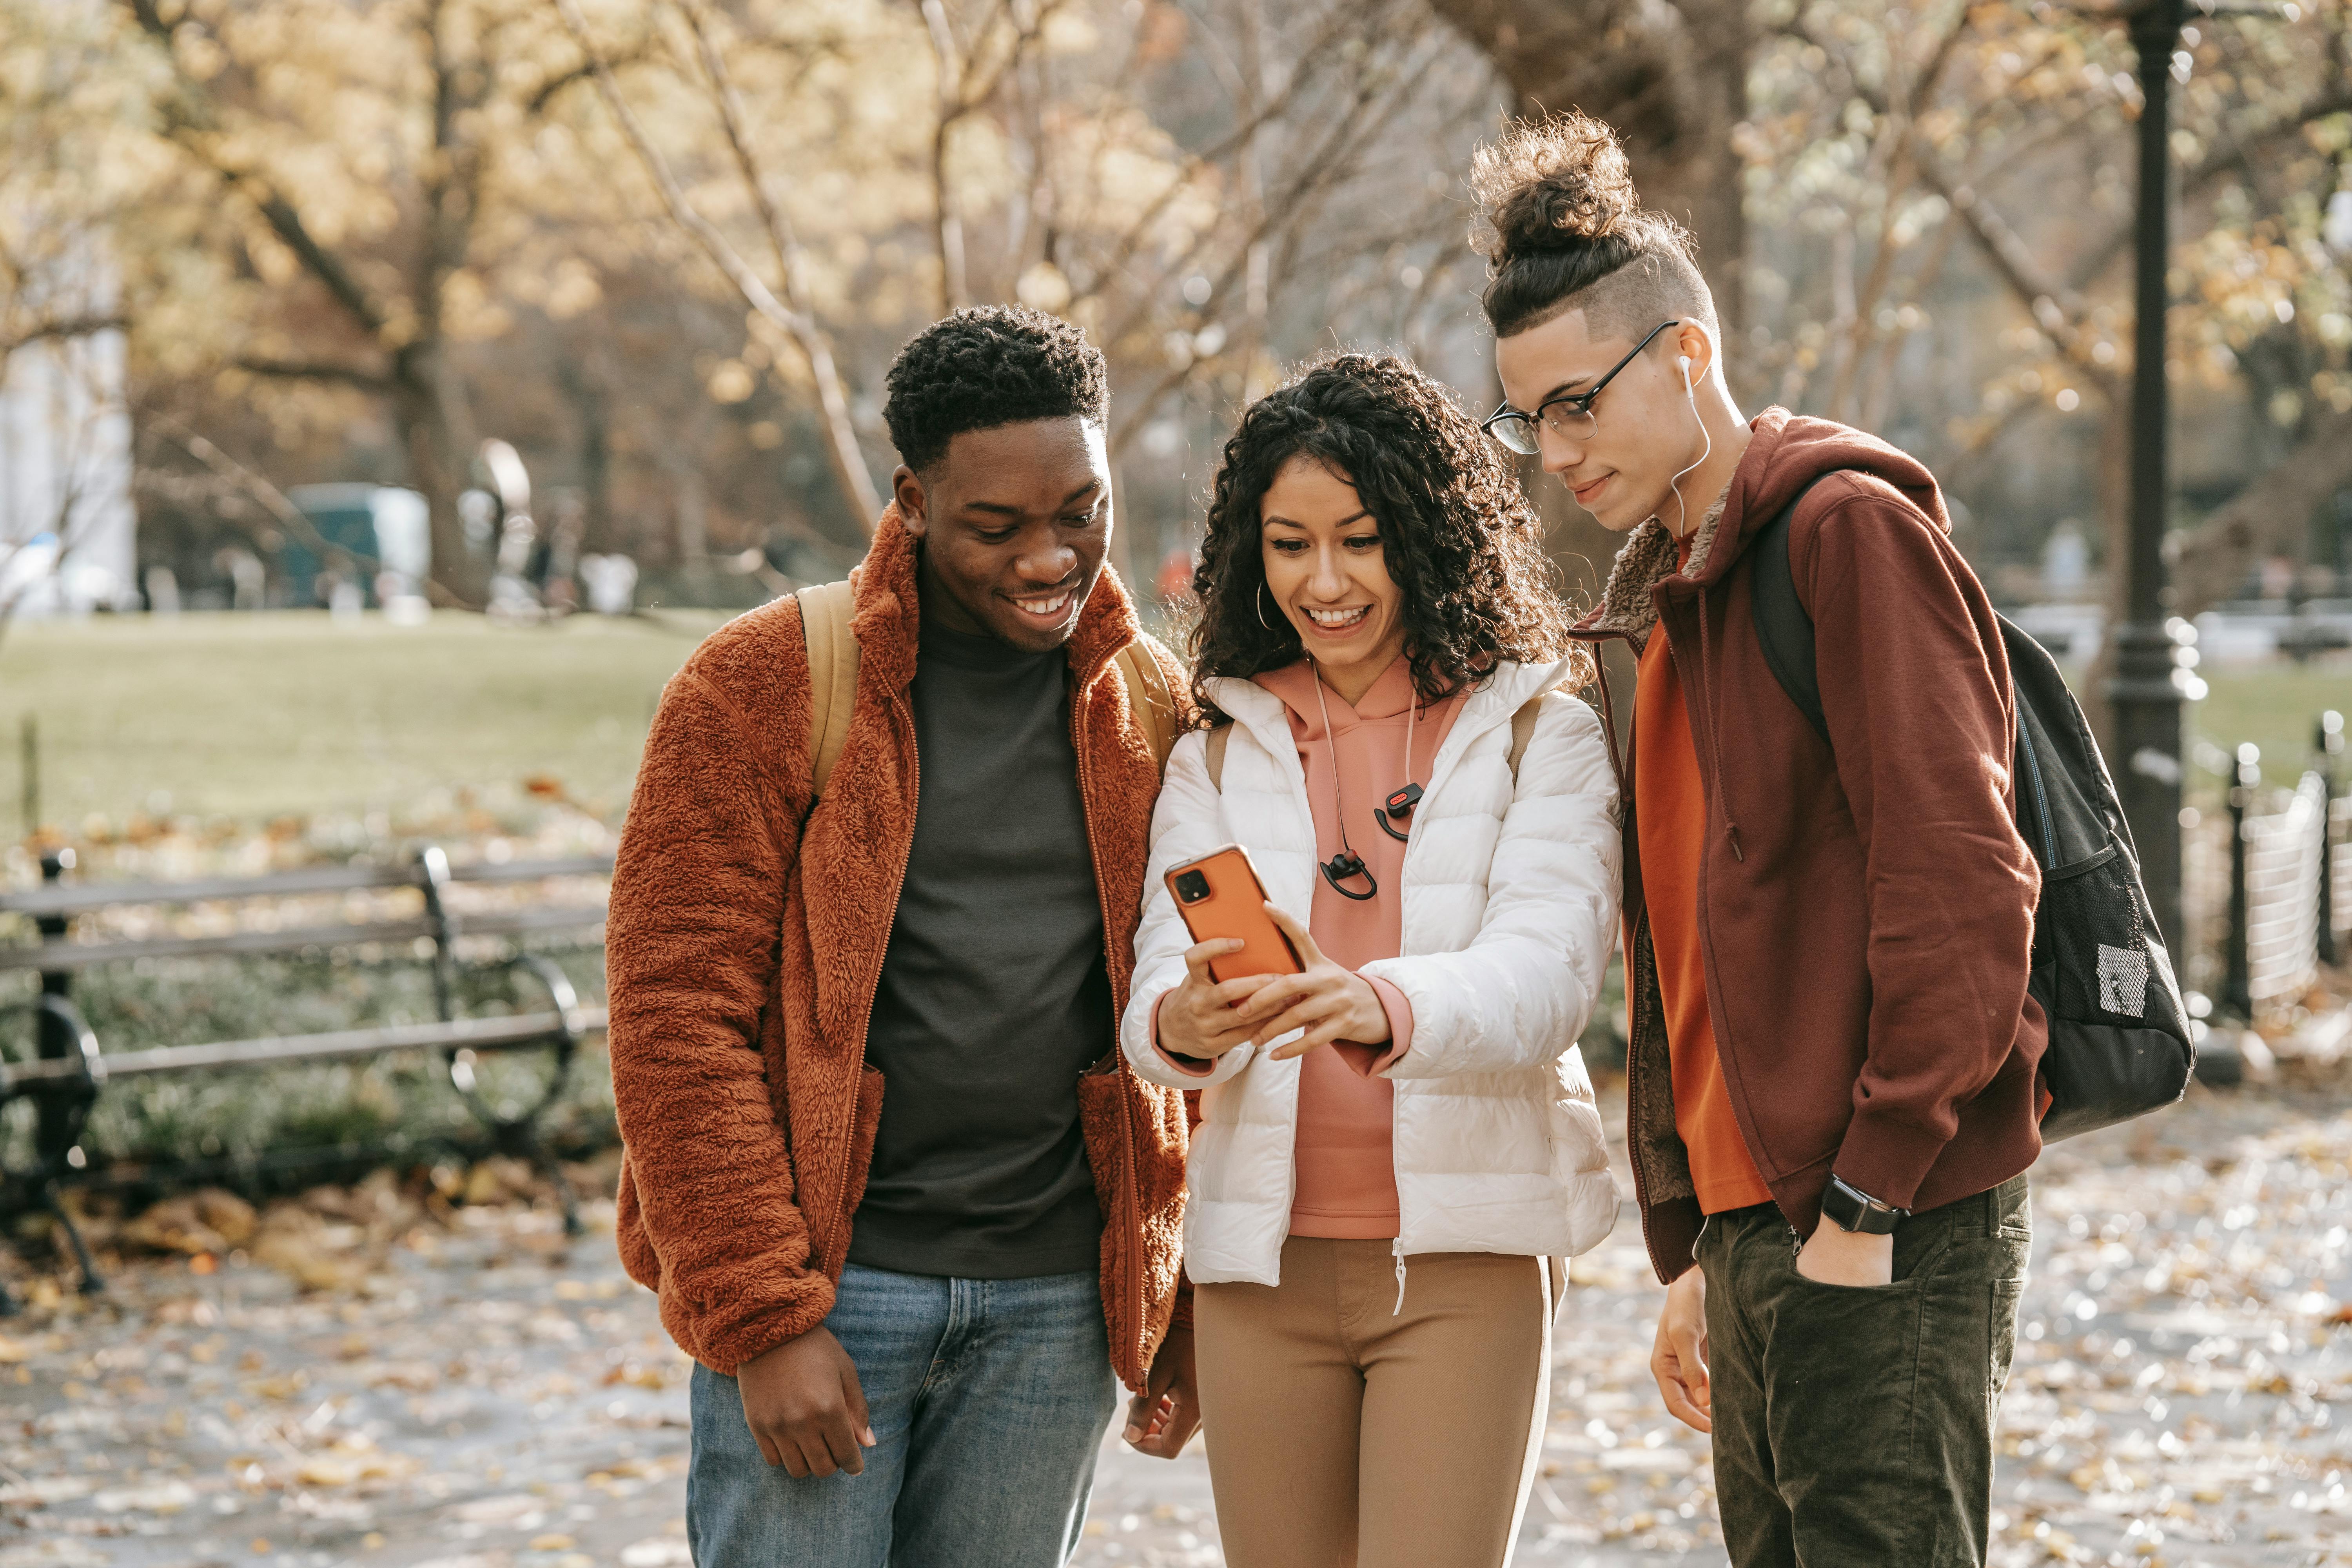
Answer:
[{"xmin": 687, "ymin": 1263, "xmax": 1118, "ymax": 1568}]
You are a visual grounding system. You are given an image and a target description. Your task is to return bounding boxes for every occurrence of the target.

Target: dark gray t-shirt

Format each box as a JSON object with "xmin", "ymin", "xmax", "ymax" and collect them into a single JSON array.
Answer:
[{"xmin": 845, "ymin": 619, "xmax": 1110, "ymax": 1279}]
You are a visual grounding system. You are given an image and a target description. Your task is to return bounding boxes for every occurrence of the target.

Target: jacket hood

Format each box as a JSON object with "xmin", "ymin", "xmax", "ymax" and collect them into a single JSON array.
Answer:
[
  {"xmin": 848, "ymin": 502, "xmax": 1144, "ymax": 694},
  {"xmin": 1575, "ymin": 408, "xmax": 1950, "ymax": 643},
  {"xmin": 1203, "ymin": 655, "xmax": 1580, "ymax": 754}
]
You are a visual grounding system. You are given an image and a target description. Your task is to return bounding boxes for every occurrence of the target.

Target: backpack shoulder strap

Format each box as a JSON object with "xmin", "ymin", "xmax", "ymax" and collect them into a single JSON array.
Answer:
[
  {"xmin": 1205, "ymin": 722, "xmax": 1231, "ymax": 792},
  {"xmin": 796, "ymin": 579, "xmax": 859, "ymax": 799},
  {"xmin": 1113, "ymin": 642, "xmax": 1178, "ymax": 776},
  {"xmin": 1751, "ymin": 476, "xmax": 1834, "ymax": 747}
]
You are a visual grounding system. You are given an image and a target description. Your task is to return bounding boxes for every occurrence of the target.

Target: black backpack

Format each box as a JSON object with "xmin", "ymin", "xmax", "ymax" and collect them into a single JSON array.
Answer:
[{"xmin": 1749, "ymin": 477, "xmax": 2195, "ymax": 1140}]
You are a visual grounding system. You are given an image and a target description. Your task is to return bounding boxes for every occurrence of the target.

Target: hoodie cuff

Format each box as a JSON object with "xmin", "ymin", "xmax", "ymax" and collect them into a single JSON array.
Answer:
[
  {"xmin": 1831, "ymin": 1107, "xmax": 1949, "ymax": 1214},
  {"xmin": 1334, "ymin": 976, "xmax": 1414, "ymax": 1077},
  {"xmin": 1149, "ymin": 993, "xmax": 1220, "ymax": 1078}
]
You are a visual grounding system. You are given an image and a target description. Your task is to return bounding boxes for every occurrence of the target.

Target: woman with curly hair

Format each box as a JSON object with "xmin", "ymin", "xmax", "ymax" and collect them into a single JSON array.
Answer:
[{"xmin": 1117, "ymin": 352, "xmax": 1622, "ymax": 1566}]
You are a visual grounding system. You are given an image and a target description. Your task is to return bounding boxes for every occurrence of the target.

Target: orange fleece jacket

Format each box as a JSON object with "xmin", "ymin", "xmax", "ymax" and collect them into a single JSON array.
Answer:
[{"xmin": 606, "ymin": 507, "xmax": 1193, "ymax": 1389}]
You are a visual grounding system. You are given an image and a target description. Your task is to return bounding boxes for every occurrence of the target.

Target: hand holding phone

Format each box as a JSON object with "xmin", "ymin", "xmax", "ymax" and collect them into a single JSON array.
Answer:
[
  {"xmin": 1158, "ymin": 849, "xmax": 1393, "ymax": 1064},
  {"xmin": 1159, "ymin": 846, "xmax": 1297, "ymax": 1061},
  {"xmin": 1234, "ymin": 903, "xmax": 1394, "ymax": 1062},
  {"xmin": 1156, "ymin": 940, "xmax": 1269, "ymax": 1062}
]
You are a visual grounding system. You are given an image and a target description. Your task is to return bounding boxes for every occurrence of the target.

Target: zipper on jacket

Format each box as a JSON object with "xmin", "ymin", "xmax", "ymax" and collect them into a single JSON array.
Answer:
[
  {"xmin": 1622, "ymin": 915, "xmax": 1681, "ymax": 1286},
  {"xmin": 827, "ymin": 686, "xmax": 917, "ymax": 1275},
  {"xmin": 1073, "ymin": 653, "xmax": 1149, "ymax": 1376},
  {"xmin": 1656, "ymin": 593, "xmax": 1789, "ymax": 1249},
  {"xmin": 1677, "ymin": 583, "xmax": 1744, "ymax": 862},
  {"xmin": 1376, "ymin": 679, "xmax": 1540, "ymax": 1260},
  {"xmin": 1562, "ymin": 624, "xmax": 1685, "ymax": 1286},
  {"xmin": 2017, "ymin": 726, "xmax": 2058, "ymax": 864}
]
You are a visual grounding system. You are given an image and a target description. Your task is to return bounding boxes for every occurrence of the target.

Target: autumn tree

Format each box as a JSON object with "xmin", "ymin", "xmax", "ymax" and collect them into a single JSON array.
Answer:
[{"xmin": 89, "ymin": 0, "xmax": 648, "ymax": 603}]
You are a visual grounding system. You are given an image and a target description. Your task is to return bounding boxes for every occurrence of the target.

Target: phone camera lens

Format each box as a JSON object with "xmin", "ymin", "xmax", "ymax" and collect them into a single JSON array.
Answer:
[{"xmin": 1174, "ymin": 870, "xmax": 1210, "ymax": 904}]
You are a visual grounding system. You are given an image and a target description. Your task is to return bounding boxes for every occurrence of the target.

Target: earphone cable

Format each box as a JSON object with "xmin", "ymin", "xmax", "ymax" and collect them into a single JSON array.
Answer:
[{"xmin": 1309, "ymin": 668, "xmax": 1378, "ymax": 900}]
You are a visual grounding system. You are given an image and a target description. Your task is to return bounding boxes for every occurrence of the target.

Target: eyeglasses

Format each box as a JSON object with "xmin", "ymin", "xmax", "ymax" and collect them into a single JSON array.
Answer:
[{"xmin": 1481, "ymin": 319, "xmax": 1682, "ymax": 457}]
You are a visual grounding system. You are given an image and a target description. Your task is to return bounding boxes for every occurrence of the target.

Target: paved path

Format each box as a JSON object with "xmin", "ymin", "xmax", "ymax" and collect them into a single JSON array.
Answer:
[{"xmin": 5, "ymin": 1067, "xmax": 2352, "ymax": 1566}]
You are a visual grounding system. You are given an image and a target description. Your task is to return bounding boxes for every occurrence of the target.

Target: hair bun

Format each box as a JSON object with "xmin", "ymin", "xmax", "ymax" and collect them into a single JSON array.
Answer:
[{"xmin": 1470, "ymin": 112, "xmax": 1640, "ymax": 263}]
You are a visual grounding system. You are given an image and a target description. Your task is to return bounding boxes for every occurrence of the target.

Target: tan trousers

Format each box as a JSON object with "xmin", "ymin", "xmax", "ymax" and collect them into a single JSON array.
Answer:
[{"xmin": 1194, "ymin": 1237, "xmax": 1557, "ymax": 1568}]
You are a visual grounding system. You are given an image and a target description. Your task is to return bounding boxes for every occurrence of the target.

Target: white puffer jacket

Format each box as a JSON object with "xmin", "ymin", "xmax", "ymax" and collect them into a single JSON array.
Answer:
[{"xmin": 1122, "ymin": 657, "xmax": 1624, "ymax": 1286}]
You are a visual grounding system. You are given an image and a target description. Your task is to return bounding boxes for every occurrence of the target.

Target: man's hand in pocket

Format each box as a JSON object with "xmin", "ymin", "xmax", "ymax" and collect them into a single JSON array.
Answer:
[{"xmin": 1794, "ymin": 1226, "xmax": 1894, "ymax": 1287}]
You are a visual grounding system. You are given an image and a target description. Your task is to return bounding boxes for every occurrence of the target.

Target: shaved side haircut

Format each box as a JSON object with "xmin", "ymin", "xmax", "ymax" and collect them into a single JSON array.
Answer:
[{"xmin": 1468, "ymin": 112, "xmax": 1718, "ymax": 345}]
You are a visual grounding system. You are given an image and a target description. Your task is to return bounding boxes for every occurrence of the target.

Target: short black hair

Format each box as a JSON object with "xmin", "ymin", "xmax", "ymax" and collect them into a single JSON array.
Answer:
[{"xmin": 882, "ymin": 306, "xmax": 1109, "ymax": 474}]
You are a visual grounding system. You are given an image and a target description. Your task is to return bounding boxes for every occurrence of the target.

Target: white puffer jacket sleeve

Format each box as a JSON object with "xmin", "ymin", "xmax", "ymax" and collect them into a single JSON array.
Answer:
[
  {"xmin": 1124, "ymin": 726, "xmax": 1258, "ymax": 1090},
  {"xmin": 1366, "ymin": 691, "xmax": 1621, "ymax": 1081}
]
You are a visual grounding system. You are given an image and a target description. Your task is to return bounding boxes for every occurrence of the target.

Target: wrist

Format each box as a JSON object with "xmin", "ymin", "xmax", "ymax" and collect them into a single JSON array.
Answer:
[
  {"xmin": 1819, "ymin": 1174, "xmax": 1908, "ymax": 1236},
  {"xmin": 1348, "ymin": 973, "xmax": 1392, "ymax": 1042}
]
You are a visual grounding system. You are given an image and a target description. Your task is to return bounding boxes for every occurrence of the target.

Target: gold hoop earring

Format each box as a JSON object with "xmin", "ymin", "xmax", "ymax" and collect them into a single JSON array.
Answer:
[{"xmin": 1256, "ymin": 582, "xmax": 1274, "ymax": 632}]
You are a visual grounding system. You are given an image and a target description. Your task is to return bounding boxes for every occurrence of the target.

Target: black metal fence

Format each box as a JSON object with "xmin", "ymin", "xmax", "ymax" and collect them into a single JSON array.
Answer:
[{"xmin": 2209, "ymin": 712, "xmax": 2349, "ymax": 1024}]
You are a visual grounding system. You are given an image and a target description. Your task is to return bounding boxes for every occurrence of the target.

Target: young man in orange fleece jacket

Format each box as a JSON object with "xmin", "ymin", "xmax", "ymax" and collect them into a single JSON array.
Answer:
[{"xmin": 605, "ymin": 308, "xmax": 1197, "ymax": 1567}]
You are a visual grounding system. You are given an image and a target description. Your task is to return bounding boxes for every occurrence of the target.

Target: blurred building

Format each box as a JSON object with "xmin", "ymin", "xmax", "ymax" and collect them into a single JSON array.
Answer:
[{"xmin": 0, "ymin": 300, "xmax": 137, "ymax": 617}]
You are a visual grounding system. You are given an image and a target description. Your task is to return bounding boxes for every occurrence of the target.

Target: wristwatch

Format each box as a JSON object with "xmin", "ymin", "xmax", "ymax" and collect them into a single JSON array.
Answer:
[{"xmin": 1820, "ymin": 1175, "xmax": 1909, "ymax": 1235}]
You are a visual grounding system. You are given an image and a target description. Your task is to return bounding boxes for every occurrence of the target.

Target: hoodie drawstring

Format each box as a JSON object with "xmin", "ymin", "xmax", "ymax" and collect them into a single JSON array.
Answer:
[
  {"xmin": 1693, "ymin": 579, "xmax": 1745, "ymax": 862},
  {"xmin": 1392, "ymin": 1240, "xmax": 1408, "ymax": 1316}
]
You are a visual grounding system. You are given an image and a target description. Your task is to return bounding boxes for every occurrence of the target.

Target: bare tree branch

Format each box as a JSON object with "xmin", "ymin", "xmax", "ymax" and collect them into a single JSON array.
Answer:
[
  {"xmin": 913, "ymin": 0, "xmax": 1062, "ymax": 312},
  {"xmin": 1107, "ymin": 34, "xmax": 1446, "ymax": 458},
  {"xmin": 1794, "ymin": 9, "xmax": 2118, "ymax": 395},
  {"xmin": 2064, "ymin": 86, "xmax": 2352, "ymax": 294},
  {"xmin": 1059, "ymin": 1, "xmax": 1362, "ymax": 315},
  {"xmin": 232, "ymin": 356, "xmax": 395, "ymax": 390},
  {"xmin": 0, "ymin": 314, "xmax": 129, "ymax": 357},
  {"xmin": 524, "ymin": 44, "xmax": 652, "ymax": 114},
  {"xmin": 552, "ymin": 0, "xmax": 884, "ymax": 529}
]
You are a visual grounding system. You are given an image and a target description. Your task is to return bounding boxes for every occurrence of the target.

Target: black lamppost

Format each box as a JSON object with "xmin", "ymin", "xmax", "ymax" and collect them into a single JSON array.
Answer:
[
  {"xmin": 2106, "ymin": 0, "xmax": 2296, "ymax": 956},
  {"xmin": 2109, "ymin": 0, "xmax": 2192, "ymax": 952}
]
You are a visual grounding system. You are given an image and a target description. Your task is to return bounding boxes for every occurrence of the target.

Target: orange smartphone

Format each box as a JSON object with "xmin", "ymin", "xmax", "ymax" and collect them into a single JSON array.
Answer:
[{"xmin": 1164, "ymin": 844, "xmax": 1304, "ymax": 983}]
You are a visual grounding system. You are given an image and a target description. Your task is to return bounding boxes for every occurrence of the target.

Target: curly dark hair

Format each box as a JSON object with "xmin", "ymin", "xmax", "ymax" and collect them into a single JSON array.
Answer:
[
  {"xmin": 1187, "ymin": 353, "xmax": 1587, "ymax": 717},
  {"xmin": 882, "ymin": 306, "xmax": 1109, "ymax": 473}
]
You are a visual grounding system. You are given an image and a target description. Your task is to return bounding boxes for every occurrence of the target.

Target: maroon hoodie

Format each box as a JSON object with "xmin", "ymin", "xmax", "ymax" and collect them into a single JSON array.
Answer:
[{"xmin": 1572, "ymin": 409, "xmax": 2045, "ymax": 1284}]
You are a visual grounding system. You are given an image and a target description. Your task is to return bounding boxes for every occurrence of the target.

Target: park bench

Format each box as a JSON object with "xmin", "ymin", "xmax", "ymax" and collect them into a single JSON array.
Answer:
[{"xmin": 0, "ymin": 846, "xmax": 610, "ymax": 1309}]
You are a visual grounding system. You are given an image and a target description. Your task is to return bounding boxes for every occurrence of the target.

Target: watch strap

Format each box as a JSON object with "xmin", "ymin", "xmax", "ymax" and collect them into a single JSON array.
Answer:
[{"xmin": 1821, "ymin": 1175, "xmax": 1908, "ymax": 1235}]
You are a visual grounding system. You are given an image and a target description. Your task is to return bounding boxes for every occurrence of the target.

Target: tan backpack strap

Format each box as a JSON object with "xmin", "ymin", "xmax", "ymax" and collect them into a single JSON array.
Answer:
[
  {"xmin": 1506, "ymin": 693, "xmax": 1544, "ymax": 781},
  {"xmin": 1113, "ymin": 642, "xmax": 1177, "ymax": 775},
  {"xmin": 1205, "ymin": 722, "xmax": 1231, "ymax": 792},
  {"xmin": 797, "ymin": 579, "xmax": 859, "ymax": 800}
]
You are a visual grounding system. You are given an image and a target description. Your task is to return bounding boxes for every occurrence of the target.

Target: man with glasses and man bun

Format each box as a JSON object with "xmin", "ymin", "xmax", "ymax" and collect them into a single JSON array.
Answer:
[{"xmin": 1470, "ymin": 111, "xmax": 2046, "ymax": 1568}]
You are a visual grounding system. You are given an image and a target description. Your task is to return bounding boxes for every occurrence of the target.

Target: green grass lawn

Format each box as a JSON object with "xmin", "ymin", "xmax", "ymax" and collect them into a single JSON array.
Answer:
[
  {"xmin": 2184, "ymin": 664, "xmax": 2351, "ymax": 800},
  {"xmin": 1, "ymin": 610, "xmax": 2341, "ymax": 833},
  {"xmin": 2, "ymin": 610, "xmax": 728, "ymax": 830}
]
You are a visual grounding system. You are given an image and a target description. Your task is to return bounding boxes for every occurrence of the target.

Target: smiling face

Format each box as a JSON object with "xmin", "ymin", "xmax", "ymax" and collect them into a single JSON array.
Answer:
[
  {"xmin": 895, "ymin": 416, "xmax": 1112, "ymax": 652},
  {"xmin": 1494, "ymin": 307, "xmax": 1703, "ymax": 534},
  {"xmin": 1258, "ymin": 456, "xmax": 1406, "ymax": 689}
]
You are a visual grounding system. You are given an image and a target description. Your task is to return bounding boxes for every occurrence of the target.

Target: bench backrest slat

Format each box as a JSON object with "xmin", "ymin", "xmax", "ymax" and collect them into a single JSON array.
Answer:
[
  {"xmin": 0, "ymin": 1007, "xmax": 609, "ymax": 1085},
  {"xmin": 0, "ymin": 902, "xmax": 607, "ymax": 972},
  {"xmin": 0, "ymin": 855, "xmax": 616, "ymax": 920},
  {"xmin": 0, "ymin": 864, "xmax": 410, "ymax": 917}
]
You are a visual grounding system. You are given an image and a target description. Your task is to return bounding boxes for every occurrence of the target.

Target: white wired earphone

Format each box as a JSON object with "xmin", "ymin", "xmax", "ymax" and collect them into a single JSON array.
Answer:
[{"xmin": 1665, "ymin": 342, "xmax": 1713, "ymax": 537}]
